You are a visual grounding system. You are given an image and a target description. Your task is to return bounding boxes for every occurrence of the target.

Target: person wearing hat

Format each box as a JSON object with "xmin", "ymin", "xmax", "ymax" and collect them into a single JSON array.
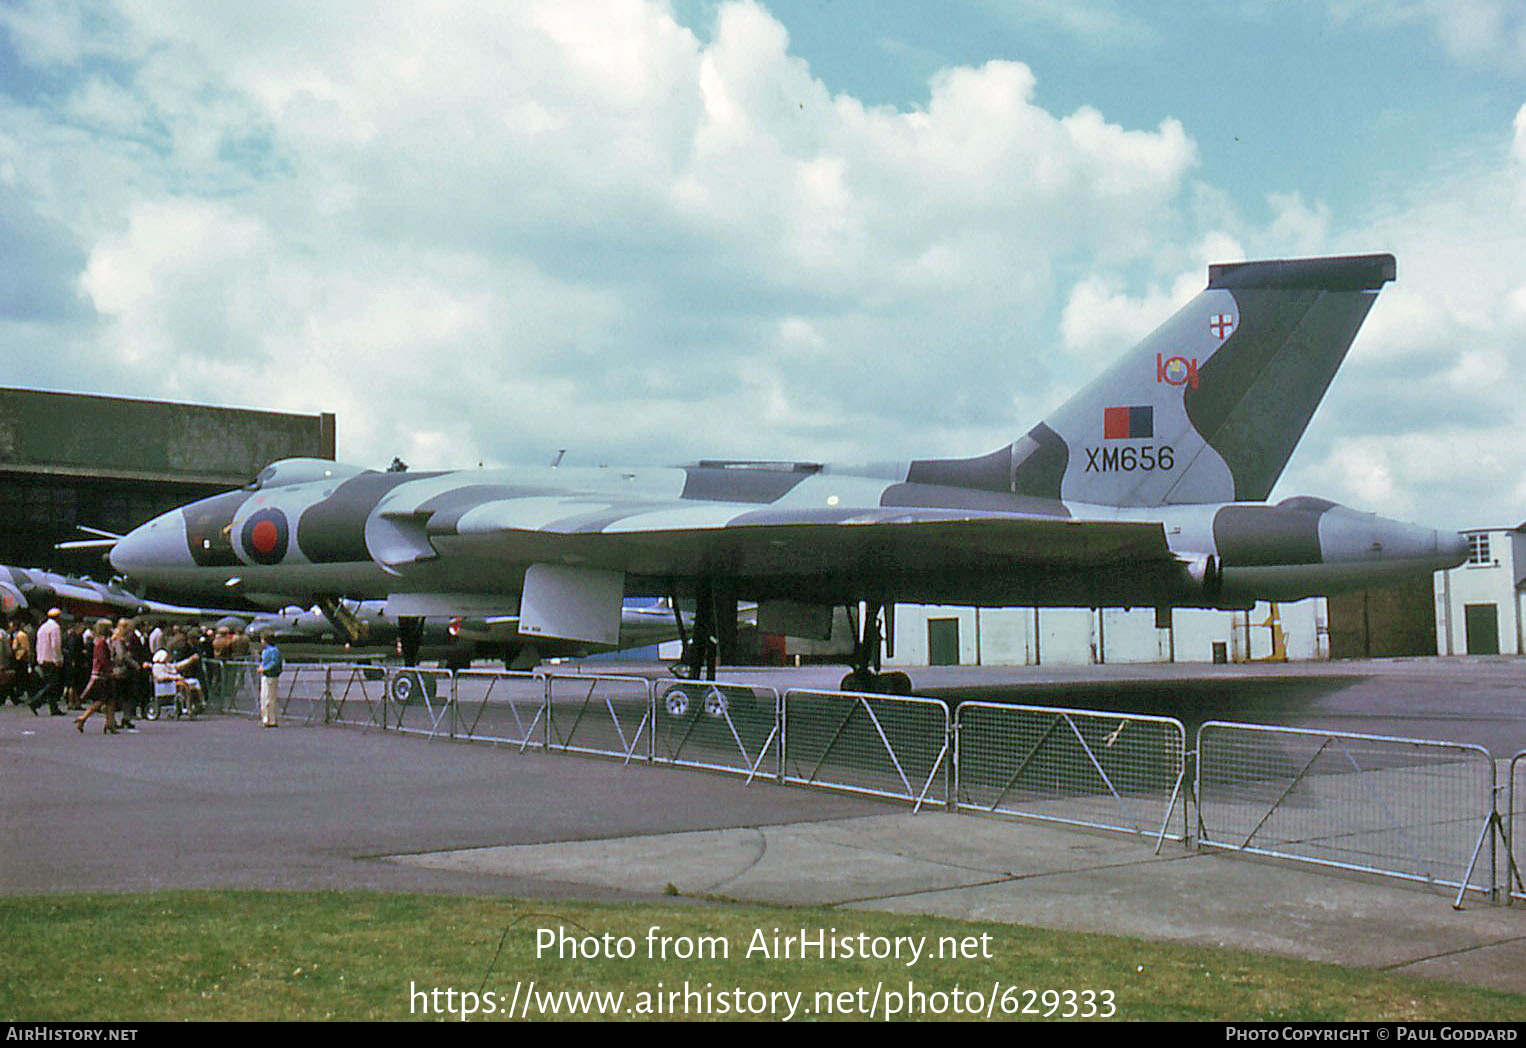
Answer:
[{"xmin": 28, "ymin": 608, "xmax": 65, "ymax": 716}]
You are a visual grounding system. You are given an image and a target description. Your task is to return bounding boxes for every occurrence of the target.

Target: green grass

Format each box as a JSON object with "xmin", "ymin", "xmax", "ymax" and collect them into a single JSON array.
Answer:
[{"xmin": 1, "ymin": 892, "xmax": 1520, "ymax": 1021}]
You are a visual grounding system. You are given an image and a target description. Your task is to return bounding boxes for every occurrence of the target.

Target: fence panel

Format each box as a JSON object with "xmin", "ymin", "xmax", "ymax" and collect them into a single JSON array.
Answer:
[
  {"xmin": 955, "ymin": 703, "xmax": 1187, "ymax": 845},
  {"xmin": 545, "ymin": 673, "xmax": 653, "ymax": 762},
  {"xmin": 1197, "ymin": 722, "xmax": 1498, "ymax": 901},
  {"xmin": 276, "ymin": 664, "xmax": 341, "ymax": 726},
  {"xmin": 451, "ymin": 670, "xmax": 547, "ymax": 748},
  {"xmin": 205, "ymin": 659, "xmax": 254, "ymax": 715},
  {"xmin": 1511, "ymin": 752, "xmax": 1526, "ymax": 904},
  {"xmin": 208, "ymin": 660, "xmax": 340, "ymax": 725},
  {"xmin": 653, "ymin": 679, "xmax": 781, "ymax": 781},
  {"xmin": 326, "ymin": 664, "xmax": 390, "ymax": 730},
  {"xmin": 383, "ymin": 667, "xmax": 456, "ymax": 738},
  {"xmin": 782, "ymin": 689, "xmax": 949, "ymax": 810}
]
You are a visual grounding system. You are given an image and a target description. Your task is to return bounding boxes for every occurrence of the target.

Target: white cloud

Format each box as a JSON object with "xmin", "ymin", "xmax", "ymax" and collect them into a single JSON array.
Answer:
[
  {"xmin": 1260, "ymin": 193, "xmax": 1331, "ymax": 257},
  {"xmin": 1324, "ymin": 0, "xmax": 1526, "ymax": 73},
  {"xmin": 1059, "ymin": 272, "xmax": 1192, "ymax": 364},
  {"xmin": 1, "ymin": 0, "xmax": 1204, "ymax": 472},
  {"xmin": 2, "ymin": 0, "xmax": 1520, "ymax": 530},
  {"xmin": 1512, "ymin": 102, "xmax": 1526, "ymax": 210},
  {"xmin": 976, "ymin": 0, "xmax": 1163, "ymax": 52},
  {"xmin": 1425, "ymin": 0, "xmax": 1526, "ymax": 73},
  {"xmin": 1278, "ymin": 108, "xmax": 1526, "ymax": 527},
  {"xmin": 1057, "ymin": 231, "xmax": 1244, "ymax": 367}
]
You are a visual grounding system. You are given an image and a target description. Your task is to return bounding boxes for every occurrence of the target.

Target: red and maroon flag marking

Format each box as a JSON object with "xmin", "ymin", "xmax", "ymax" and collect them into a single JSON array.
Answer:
[{"xmin": 1103, "ymin": 405, "xmax": 1153, "ymax": 440}]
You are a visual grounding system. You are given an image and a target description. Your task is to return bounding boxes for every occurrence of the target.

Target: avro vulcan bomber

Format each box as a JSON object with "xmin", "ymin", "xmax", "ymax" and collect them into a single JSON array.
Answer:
[{"xmin": 111, "ymin": 254, "xmax": 1466, "ymax": 688}]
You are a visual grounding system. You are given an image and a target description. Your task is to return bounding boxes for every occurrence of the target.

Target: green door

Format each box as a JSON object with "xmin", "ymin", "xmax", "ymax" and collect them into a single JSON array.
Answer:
[
  {"xmin": 928, "ymin": 617, "xmax": 960, "ymax": 666},
  {"xmin": 1464, "ymin": 604, "xmax": 1499, "ymax": 655}
]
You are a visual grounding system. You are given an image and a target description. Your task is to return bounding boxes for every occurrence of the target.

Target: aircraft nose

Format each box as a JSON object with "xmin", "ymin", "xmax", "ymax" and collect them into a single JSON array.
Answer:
[{"xmin": 109, "ymin": 511, "xmax": 191, "ymax": 577}]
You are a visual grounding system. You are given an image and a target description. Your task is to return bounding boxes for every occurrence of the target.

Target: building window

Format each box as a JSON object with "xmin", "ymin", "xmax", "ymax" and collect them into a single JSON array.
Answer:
[{"xmin": 1465, "ymin": 532, "xmax": 1491, "ymax": 565}]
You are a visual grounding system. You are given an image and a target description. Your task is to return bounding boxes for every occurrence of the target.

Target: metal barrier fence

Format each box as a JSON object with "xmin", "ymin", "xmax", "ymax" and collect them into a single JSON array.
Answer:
[
  {"xmin": 206, "ymin": 660, "xmax": 385, "ymax": 728},
  {"xmin": 274, "ymin": 663, "xmax": 340, "ymax": 726},
  {"xmin": 1511, "ymin": 752, "xmax": 1526, "ymax": 904},
  {"xmin": 381, "ymin": 667, "xmax": 455, "ymax": 738},
  {"xmin": 325, "ymin": 664, "xmax": 389, "ymax": 730},
  {"xmin": 782, "ymin": 688, "xmax": 950, "ymax": 811},
  {"xmin": 1197, "ymin": 722, "xmax": 1499, "ymax": 904},
  {"xmin": 653, "ymin": 680, "xmax": 782, "ymax": 783},
  {"xmin": 203, "ymin": 659, "xmax": 246, "ymax": 713},
  {"xmin": 452, "ymin": 669, "xmax": 547, "ymax": 749},
  {"xmin": 199, "ymin": 660, "xmax": 1522, "ymax": 905},
  {"xmin": 545, "ymin": 673, "xmax": 653, "ymax": 763},
  {"xmin": 955, "ymin": 702, "xmax": 1188, "ymax": 847}
]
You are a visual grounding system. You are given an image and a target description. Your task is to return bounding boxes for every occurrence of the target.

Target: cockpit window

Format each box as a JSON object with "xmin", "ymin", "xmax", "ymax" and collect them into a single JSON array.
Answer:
[
  {"xmin": 240, "ymin": 459, "xmax": 364, "ymax": 492},
  {"xmin": 243, "ymin": 465, "xmax": 278, "ymax": 492}
]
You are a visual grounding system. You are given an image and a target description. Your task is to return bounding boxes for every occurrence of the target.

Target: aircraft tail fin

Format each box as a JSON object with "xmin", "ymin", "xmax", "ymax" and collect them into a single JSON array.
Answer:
[{"xmin": 910, "ymin": 254, "xmax": 1395, "ymax": 507}]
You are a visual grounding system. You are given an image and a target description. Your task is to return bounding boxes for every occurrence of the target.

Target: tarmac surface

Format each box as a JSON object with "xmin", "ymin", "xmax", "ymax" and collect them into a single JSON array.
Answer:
[{"xmin": 4, "ymin": 656, "xmax": 1526, "ymax": 997}]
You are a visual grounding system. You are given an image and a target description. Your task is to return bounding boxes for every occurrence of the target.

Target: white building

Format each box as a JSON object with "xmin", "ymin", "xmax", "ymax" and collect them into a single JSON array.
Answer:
[
  {"xmin": 1434, "ymin": 524, "xmax": 1526, "ymax": 656},
  {"xmin": 882, "ymin": 599, "xmax": 1329, "ymax": 667}
]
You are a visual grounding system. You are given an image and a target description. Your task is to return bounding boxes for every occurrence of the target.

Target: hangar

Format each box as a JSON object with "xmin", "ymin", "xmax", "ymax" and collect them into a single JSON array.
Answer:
[{"xmin": 0, "ymin": 387, "xmax": 334, "ymax": 577}]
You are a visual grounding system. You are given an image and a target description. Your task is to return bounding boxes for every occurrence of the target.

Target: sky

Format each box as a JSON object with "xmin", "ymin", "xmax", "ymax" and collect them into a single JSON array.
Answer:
[{"xmin": 1, "ymin": 0, "xmax": 1523, "ymax": 530}]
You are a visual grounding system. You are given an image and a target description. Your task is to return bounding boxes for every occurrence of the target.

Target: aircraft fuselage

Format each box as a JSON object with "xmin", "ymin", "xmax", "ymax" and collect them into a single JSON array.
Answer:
[{"xmin": 110, "ymin": 460, "xmax": 1463, "ymax": 613}]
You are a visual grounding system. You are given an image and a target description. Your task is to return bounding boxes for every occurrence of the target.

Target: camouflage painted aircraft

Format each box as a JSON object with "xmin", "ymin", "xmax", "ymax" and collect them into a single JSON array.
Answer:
[
  {"xmin": 111, "ymin": 254, "xmax": 1466, "ymax": 690},
  {"xmin": 0, "ymin": 564, "xmax": 173, "ymax": 621},
  {"xmin": 245, "ymin": 596, "xmax": 749, "ymax": 670},
  {"xmin": 0, "ymin": 563, "xmax": 256, "ymax": 627}
]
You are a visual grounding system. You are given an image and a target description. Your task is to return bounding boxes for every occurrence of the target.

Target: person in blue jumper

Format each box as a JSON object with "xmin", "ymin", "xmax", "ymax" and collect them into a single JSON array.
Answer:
[{"xmin": 258, "ymin": 632, "xmax": 283, "ymax": 728}]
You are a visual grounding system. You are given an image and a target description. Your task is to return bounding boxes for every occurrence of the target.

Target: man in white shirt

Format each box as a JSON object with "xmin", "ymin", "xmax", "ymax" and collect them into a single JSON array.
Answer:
[{"xmin": 29, "ymin": 608, "xmax": 65, "ymax": 716}]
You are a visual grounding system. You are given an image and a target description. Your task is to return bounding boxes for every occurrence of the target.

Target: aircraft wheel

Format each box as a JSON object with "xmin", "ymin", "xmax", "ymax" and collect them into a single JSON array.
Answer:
[
  {"xmin": 144, "ymin": 700, "xmax": 160, "ymax": 722},
  {"xmin": 882, "ymin": 671, "xmax": 913, "ymax": 696},
  {"xmin": 390, "ymin": 670, "xmax": 437, "ymax": 705},
  {"xmin": 840, "ymin": 670, "xmax": 874, "ymax": 693},
  {"xmin": 703, "ymin": 687, "xmax": 729, "ymax": 719},
  {"xmin": 661, "ymin": 683, "xmax": 694, "ymax": 718}
]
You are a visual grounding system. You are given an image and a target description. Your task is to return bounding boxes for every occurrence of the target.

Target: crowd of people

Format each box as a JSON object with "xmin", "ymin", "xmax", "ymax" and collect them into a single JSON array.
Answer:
[{"xmin": 0, "ymin": 611, "xmax": 264, "ymax": 734}]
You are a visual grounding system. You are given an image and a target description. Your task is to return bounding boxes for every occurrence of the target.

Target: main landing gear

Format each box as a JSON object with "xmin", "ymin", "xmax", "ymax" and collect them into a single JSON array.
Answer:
[
  {"xmin": 316, "ymin": 596, "xmax": 370, "ymax": 646},
  {"xmin": 667, "ymin": 579, "xmax": 737, "ymax": 683},
  {"xmin": 396, "ymin": 616, "xmax": 424, "ymax": 666},
  {"xmin": 666, "ymin": 583, "xmax": 910, "ymax": 696},
  {"xmin": 659, "ymin": 680, "xmax": 737, "ymax": 720},
  {"xmin": 838, "ymin": 599, "xmax": 912, "ymax": 696}
]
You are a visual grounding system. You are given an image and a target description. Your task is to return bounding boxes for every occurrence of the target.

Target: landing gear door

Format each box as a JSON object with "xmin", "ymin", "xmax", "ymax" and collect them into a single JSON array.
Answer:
[{"xmin": 519, "ymin": 563, "xmax": 624, "ymax": 647}]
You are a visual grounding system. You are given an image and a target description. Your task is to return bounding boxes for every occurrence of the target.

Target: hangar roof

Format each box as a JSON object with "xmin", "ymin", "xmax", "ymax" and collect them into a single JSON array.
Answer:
[{"xmin": 0, "ymin": 387, "xmax": 335, "ymax": 487}]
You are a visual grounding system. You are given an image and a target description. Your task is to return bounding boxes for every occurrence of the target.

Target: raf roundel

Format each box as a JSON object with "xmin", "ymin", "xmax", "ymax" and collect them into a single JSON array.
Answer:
[{"xmin": 241, "ymin": 508, "xmax": 289, "ymax": 565}]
